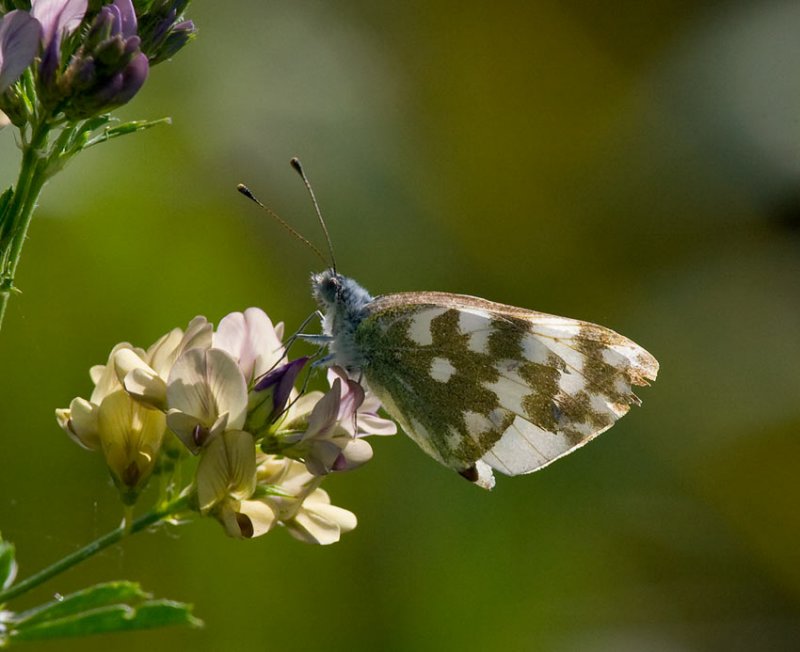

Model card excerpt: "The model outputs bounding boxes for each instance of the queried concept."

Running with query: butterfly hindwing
[354,292,658,487]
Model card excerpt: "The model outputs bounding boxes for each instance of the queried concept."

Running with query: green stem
[0,496,190,606]
[0,122,51,335]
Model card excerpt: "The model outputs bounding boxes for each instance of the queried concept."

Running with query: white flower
[55,342,168,502]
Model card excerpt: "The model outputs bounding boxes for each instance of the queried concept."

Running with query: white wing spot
[408,308,446,346]
[456,310,491,354]
[431,357,456,383]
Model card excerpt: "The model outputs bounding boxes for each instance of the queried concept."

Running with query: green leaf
[84,117,172,149]
[8,600,202,642]
[10,581,148,628]
[0,534,17,592]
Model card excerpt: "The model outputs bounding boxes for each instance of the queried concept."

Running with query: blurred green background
[2,1,800,650]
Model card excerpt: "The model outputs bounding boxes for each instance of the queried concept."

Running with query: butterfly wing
[355,292,658,489]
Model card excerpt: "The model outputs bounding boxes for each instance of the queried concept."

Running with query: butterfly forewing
[355,292,658,484]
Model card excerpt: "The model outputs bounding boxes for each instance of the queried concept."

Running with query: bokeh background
[2,1,800,650]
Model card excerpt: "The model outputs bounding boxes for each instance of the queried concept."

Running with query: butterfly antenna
[236,183,328,268]
[290,157,338,274]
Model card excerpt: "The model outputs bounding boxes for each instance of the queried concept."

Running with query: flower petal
[113,348,167,409]
[195,429,256,511]
[214,308,285,382]
[334,438,373,471]
[225,430,257,501]
[167,348,248,430]
[31,0,87,46]
[0,11,42,92]
[58,397,100,449]
[238,499,277,538]
[196,435,230,511]
[286,489,357,545]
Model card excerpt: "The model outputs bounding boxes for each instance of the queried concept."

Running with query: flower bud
[135,0,196,65]
[59,0,150,119]
[245,357,308,435]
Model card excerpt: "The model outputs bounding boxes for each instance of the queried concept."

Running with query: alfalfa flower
[272,369,396,476]
[55,315,211,503]
[55,343,168,504]
[212,456,357,544]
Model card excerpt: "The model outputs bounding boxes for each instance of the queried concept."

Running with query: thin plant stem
[0,121,51,335]
[0,495,191,605]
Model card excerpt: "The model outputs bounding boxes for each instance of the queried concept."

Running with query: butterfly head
[311,268,372,314]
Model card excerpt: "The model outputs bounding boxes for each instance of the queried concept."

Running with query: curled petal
[56,397,100,450]
[113,348,167,409]
[237,500,278,538]
[216,499,277,539]
[333,438,373,471]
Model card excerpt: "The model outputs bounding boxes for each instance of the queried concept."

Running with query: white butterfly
[310,270,658,490]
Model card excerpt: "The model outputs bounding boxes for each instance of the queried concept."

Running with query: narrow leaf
[10,581,148,628]
[84,117,172,149]
[0,533,17,592]
[9,600,201,642]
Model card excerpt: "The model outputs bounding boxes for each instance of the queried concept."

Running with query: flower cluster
[0,0,196,125]
[56,308,396,544]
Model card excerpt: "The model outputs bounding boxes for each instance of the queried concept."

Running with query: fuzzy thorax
[310,269,373,372]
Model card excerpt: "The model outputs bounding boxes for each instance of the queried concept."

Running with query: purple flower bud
[254,357,309,417]
[84,7,115,50]
[111,51,148,104]
[150,19,194,64]
[0,10,42,92]
[135,1,196,65]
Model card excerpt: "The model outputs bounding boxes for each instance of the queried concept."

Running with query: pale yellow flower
[256,457,357,545]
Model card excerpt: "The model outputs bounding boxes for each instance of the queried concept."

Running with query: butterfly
[240,160,659,490]
[309,270,658,489]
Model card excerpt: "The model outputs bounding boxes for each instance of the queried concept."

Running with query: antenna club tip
[290,157,303,174]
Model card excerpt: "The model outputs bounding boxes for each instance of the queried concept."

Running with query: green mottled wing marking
[356,292,658,481]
